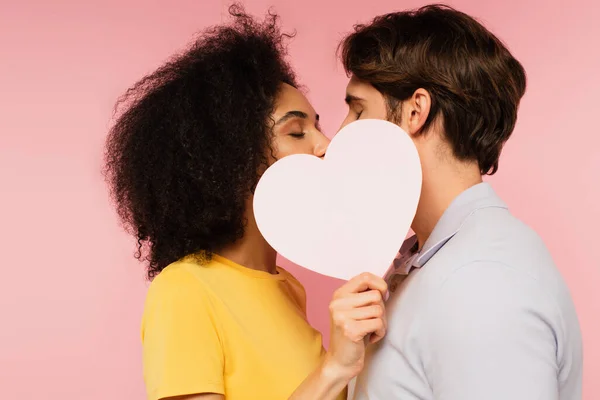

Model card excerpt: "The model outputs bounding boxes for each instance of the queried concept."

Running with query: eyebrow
[275,110,319,126]
[345,94,365,105]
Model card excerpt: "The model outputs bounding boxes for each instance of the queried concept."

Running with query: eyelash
[290,132,306,139]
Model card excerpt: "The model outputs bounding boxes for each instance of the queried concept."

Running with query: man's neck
[412,161,482,250]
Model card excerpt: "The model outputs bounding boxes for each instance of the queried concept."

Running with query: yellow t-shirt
[141,254,341,400]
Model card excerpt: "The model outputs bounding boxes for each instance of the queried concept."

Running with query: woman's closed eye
[289,132,306,139]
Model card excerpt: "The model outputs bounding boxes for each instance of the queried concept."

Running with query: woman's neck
[217,203,278,274]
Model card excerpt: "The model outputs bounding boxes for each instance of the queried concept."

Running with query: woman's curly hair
[104,5,297,279]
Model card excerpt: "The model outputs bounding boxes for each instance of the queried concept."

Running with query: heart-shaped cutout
[253,119,422,280]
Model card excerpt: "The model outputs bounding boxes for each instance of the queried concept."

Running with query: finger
[353,318,386,342]
[369,314,388,344]
[369,331,385,344]
[346,304,384,321]
[334,273,388,297]
[330,289,383,310]
[370,309,388,344]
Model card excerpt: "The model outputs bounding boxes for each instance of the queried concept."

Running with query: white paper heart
[253,119,422,280]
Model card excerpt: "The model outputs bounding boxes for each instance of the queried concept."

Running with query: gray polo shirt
[351,183,583,400]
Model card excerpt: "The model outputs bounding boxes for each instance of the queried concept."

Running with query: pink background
[1,0,598,398]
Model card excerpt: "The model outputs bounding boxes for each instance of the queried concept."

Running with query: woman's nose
[314,134,331,158]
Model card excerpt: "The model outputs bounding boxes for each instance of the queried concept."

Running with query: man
[338,4,583,400]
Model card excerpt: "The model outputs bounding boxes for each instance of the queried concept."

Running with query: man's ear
[403,88,431,136]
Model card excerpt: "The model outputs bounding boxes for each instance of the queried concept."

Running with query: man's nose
[337,116,352,134]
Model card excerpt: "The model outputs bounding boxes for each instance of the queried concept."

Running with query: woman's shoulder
[276,266,309,311]
[276,266,303,286]
[146,257,217,301]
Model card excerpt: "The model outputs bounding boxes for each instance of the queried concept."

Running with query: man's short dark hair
[340,4,527,175]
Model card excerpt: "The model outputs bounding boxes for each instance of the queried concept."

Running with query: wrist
[288,352,355,399]
[321,353,359,385]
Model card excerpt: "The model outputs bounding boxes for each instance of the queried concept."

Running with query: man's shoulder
[403,207,572,321]
[460,205,546,250]
[431,207,556,280]
[413,208,577,338]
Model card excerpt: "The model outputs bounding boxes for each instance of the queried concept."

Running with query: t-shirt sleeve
[422,261,560,400]
[281,270,308,315]
[141,266,225,400]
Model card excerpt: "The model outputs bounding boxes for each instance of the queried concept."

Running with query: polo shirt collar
[384,182,507,285]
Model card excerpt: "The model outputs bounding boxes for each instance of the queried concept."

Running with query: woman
[104,6,387,400]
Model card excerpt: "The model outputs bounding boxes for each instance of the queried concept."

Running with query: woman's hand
[325,272,388,380]
[289,272,387,400]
